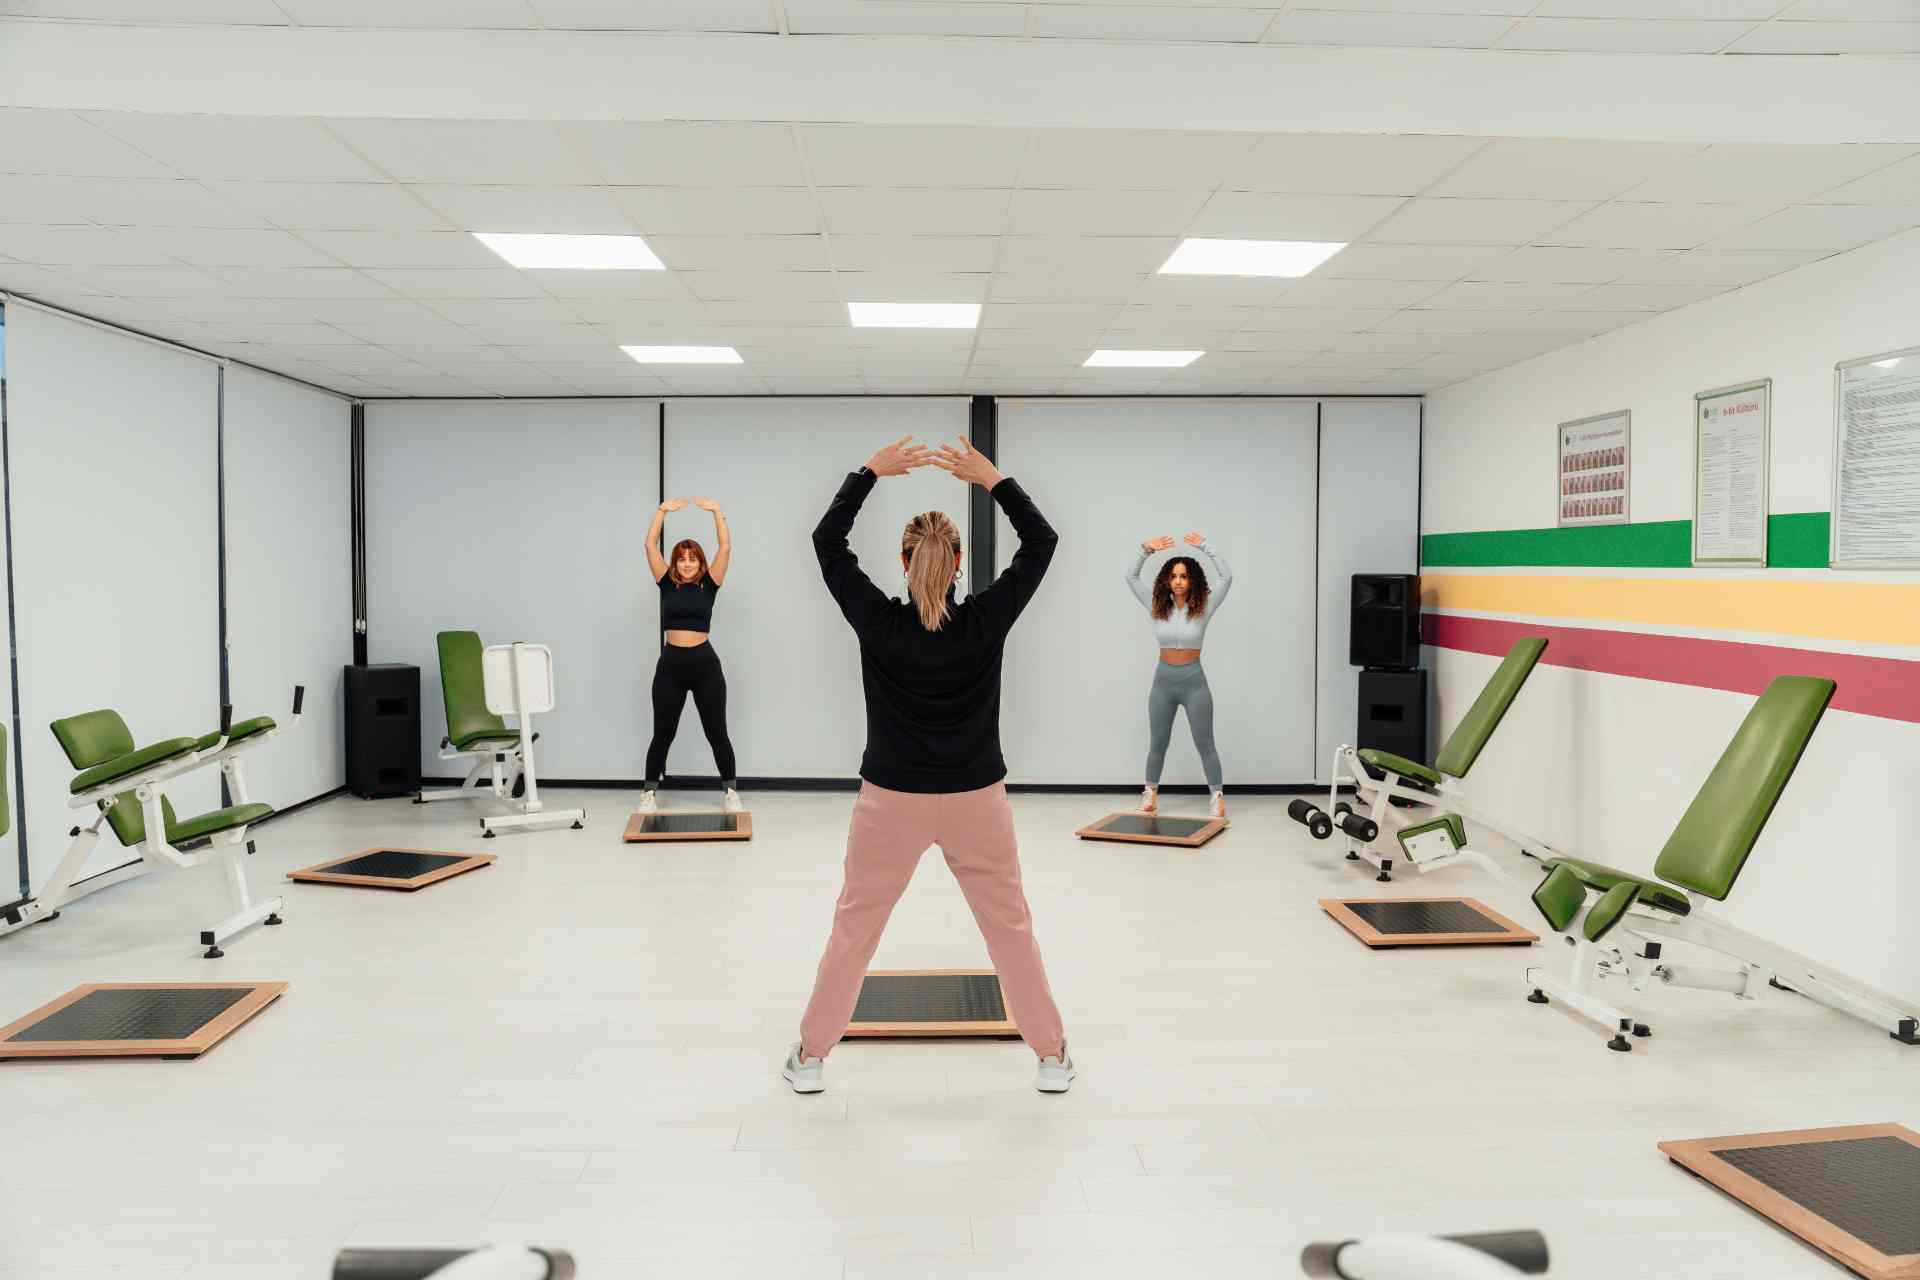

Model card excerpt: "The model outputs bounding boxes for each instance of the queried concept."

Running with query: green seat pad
[452,727,522,751]
[1538,857,1692,918]
[194,716,276,752]
[1356,747,1443,787]
[167,802,274,844]
[69,736,201,794]
[1432,637,1547,779]
[1653,675,1834,901]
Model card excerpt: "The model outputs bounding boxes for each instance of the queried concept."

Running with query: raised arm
[695,497,730,585]
[1127,536,1173,609]
[814,437,930,632]
[935,437,1058,634]
[645,499,686,582]
[1185,532,1233,611]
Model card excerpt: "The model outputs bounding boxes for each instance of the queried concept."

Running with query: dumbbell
[1287,799,1334,840]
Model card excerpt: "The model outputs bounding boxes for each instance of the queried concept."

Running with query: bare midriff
[1159,647,1202,666]
[665,630,710,648]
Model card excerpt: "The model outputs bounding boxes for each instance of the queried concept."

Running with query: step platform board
[1660,1124,1920,1280]
[844,969,1020,1039]
[0,982,287,1061]
[1320,896,1539,947]
[1076,811,1225,848]
[622,810,753,842]
[289,847,494,891]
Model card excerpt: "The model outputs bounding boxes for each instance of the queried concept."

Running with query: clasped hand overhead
[1141,533,1206,552]
[865,435,1004,489]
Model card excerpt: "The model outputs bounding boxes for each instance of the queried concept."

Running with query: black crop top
[658,573,719,632]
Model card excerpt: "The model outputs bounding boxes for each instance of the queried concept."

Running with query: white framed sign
[1693,378,1770,567]
[1832,345,1920,569]
[1557,410,1631,527]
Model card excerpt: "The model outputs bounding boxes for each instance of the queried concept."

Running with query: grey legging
[1145,659,1223,789]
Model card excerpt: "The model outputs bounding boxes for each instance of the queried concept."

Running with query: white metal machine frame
[416,642,584,837]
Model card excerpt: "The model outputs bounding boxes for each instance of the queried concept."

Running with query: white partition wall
[0,306,14,892]
[996,399,1320,786]
[366,400,660,780]
[224,367,353,806]
[664,398,970,780]
[1315,400,1422,773]
[6,304,221,878]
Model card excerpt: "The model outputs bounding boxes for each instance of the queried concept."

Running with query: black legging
[646,641,737,786]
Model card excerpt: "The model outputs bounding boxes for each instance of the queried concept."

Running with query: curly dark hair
[1150,556,1209,621]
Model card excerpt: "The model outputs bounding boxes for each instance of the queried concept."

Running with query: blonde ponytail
[902,511,961,631]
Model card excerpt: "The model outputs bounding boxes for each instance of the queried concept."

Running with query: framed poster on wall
[1557,410,1630,527]
[1831,345,1920,569]
[1693,379,1770,567]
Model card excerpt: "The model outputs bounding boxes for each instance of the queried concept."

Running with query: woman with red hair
[639,497,740,815]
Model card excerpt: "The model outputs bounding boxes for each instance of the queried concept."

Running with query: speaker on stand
[1350,574,1427,768]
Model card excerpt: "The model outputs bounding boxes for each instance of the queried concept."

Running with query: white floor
[0,787,1909,1280]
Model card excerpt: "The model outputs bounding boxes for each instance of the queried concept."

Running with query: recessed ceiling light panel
[475,232,663,270]
[1158,238,1346,278]
[1084,350,1204,368]
[621,345,743,364]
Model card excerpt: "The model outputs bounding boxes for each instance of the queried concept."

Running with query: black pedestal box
[345,663,420,799]
[1357,667,1429,766]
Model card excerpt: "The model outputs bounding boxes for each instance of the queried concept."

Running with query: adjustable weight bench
[0,687,303,958]
[1293,637,1566,882]
[415,632,583,837]
[1524,674,1920,1051]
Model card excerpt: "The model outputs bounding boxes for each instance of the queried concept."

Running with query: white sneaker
[1136,787,1158,814]
[634,790,658,816]
[782,1043,824,1094]
[1209,791,1227,820]
[723,788,744,814]
[1037,1047,1075,1094]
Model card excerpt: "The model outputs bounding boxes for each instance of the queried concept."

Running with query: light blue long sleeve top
[1125,541,1233,647]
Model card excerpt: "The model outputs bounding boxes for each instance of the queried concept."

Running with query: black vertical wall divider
[217,366,232,807]
[0,303,26,897]
[968,396,997,584]
[351,403,368,665]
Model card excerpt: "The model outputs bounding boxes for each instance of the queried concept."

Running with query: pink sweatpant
[799,780,1066,1060]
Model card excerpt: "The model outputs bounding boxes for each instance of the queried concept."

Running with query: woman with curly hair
[1124,532,1234,819]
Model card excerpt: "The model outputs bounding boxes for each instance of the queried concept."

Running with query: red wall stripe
[1425,613,1920,725]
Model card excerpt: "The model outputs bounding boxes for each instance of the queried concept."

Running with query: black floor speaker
[1358,667,1428,766]
[345,663,420,799]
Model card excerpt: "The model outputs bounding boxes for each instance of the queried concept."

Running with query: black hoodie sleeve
[970,476,1057,635]
[813,468,891,635]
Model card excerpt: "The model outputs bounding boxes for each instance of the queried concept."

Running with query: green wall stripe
[1422,512,1831,570]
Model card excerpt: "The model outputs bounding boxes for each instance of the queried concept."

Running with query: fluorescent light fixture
[1084,350,1203,368]
[621,345,743,365]
[474,232,663,270]
[1158,238,1347,278]
[848,302,980,329]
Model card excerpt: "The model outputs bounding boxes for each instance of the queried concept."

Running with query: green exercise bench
[414,632,583,837]
[1296,638,1568,883]
[0,688,303,958]
[1524,675,1919,1051]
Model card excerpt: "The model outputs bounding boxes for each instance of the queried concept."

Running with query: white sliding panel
[366,400,659,780]
[663,398,969,780]
[997,399,1319,786]
[1315,400,1422,774]
[0,307,15,892]
[7,304,220,879]
[224,367,353,806]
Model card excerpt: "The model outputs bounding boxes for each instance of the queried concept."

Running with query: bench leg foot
[1607,1033,1632,1052]
[1528,988,1549,1005]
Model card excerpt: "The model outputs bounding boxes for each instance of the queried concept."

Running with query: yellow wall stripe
[1424,572,1920,649]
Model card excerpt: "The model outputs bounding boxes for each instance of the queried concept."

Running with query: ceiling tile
[701,300,848,326]
[0,109,176,179]
[1567,282,1731,310]
[1187,192,1405,240]
[817,188,1010,236]
[1008,189,1210,236]
[1364,197,1594,245]
[615,187,822,235]
[1246,307,1394,332]
[14,0,292,18]
[128,226,338,268]
[1265,10,1515,46]
[0,175,266,229]
[530,0,776,30]
[1418,280,1596,308]
[999,236,1177,276]
[569,122,808,187]
[1229,134,1486,196]
[206,181,452,232]
[1613,249,1824,286]
[526,269,694,300]
[1706,203,1920,251]
[1536,201,1771,249]
[328,119,597,185]
[276,0,539,24]
[0,224,181,266]
[203,267,399,299]
[981,303,1124,331]
[1030,5,1274,41]
[648,235,832,272]
[1299,0,1531,12]
[84,112,387,182]
[800,125,1027,189]
[1725,19,1920,52]
[69,264,235,298]
[829,236,1002,273]
[785,0,1027,35]
[360,268,555,299]
[1428,139,1704,201]
[1129,272,1301,303]
[837,272,993,302]
[990,272,1141,303]
[1816,153,1920,205]
[680,271,842,302]
[1779,0,1919,15]
[1318,243,1510,280]
[411,185,636,234]
[301,230,508,270]
[1471,246,1678,282]
[1278,277,1444,308]
[1620,143,1916,205]
[1535,0,1779,13]
[1499,18,1754,51]
[1020,129,1260,191]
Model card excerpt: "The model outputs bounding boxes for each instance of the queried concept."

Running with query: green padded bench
[1522,675,1919,1051]
[0,688,303,958]
[1301,638,1560,883]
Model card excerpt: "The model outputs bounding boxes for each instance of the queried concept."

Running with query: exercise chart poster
[1558,410,1631,527]
[1693,380,1770,566]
